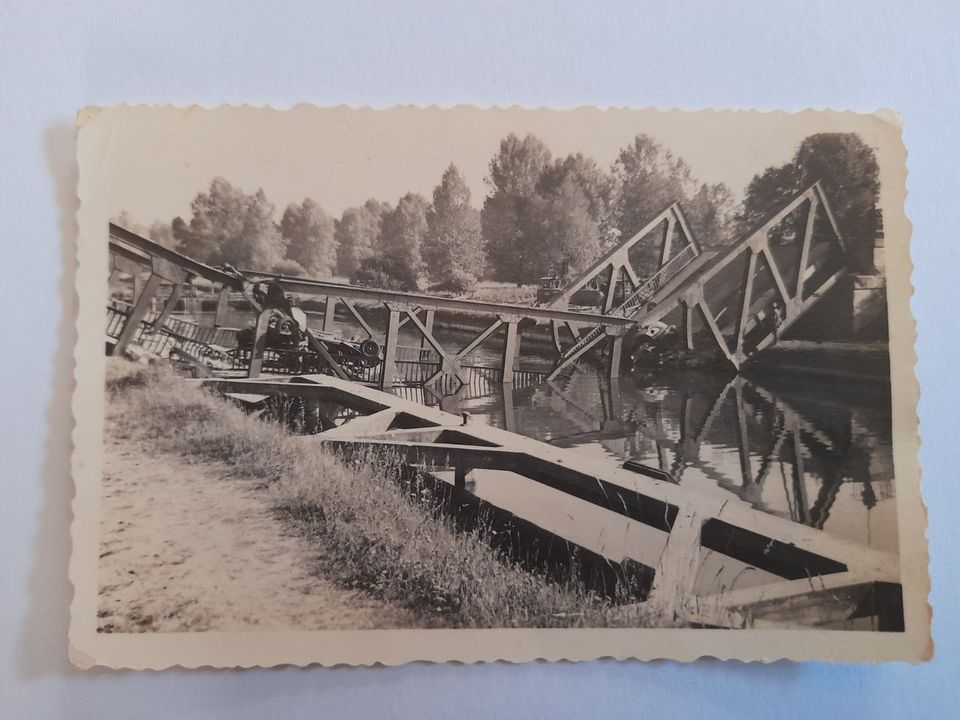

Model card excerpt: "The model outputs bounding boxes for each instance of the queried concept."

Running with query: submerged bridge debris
[194,373,902,630]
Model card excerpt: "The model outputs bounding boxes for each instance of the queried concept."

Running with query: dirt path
[97,439,416,632]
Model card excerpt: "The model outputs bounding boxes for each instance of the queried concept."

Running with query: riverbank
[100,359,648,630]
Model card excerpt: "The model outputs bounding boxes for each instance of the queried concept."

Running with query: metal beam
[247,309,274,378]
[109,224,244,288]
[735,250,758,356]
[151,283,182,332]
[501,320,520,385]
[340,298,377,339]
[796,195,819,301]
[380,306,401,389]
[213,287,231,327]
[697,300,735,365]
[112,272,163,356]
[322,296,337,333]
[404,309,466,384]
[243,274,633,327]
[457,318,503,358]
[544,203,686,309]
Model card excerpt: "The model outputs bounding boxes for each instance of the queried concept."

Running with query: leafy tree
[796,133,880,273]
[373,192,428,290]
[271,257,306,276]
[527,176,602,282]
[687,182,736,248]
[610,134,697,241]
[737,133,880,273]
[335,199,391,277]
[737,164,802,232]
[352,258,407,291]
[112,210,143,234]
[537,153,615,247]
[608,134,735,274]
[424,164,484,291]
[481,134,552,283]
[173,177,284,269]
[147,220,176,249]
[487,133,552,196]
[280,198,337,276]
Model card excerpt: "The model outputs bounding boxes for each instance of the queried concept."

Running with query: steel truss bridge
[107,182,846,392]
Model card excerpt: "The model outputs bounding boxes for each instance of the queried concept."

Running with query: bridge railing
[550,243,700,371]
[618,243,698,317]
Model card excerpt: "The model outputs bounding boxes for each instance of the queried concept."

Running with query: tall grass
[104,359,654,628]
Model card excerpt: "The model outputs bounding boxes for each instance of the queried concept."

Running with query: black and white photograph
[70,105,928,667]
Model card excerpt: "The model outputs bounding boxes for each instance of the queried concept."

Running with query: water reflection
[448,365,897,555]
[188,306,896,556]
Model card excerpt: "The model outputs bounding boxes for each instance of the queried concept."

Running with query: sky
[90,106,896,227]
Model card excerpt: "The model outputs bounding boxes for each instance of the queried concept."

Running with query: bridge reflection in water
[409,364,896,556]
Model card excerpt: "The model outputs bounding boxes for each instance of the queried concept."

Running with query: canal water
[188,306,898,596]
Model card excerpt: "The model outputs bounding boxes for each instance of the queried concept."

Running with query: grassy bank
[104,359,650,628]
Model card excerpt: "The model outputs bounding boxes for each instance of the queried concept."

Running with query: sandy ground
[97,438,415,632]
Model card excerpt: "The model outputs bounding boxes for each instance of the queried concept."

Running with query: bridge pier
[323,297,337,333]
[606,330,624,379]
[247,308,275,378]
[500,317,522,385]
[213,287,231,327]
[379,305,402,390]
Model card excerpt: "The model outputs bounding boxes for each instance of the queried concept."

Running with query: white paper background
[1,1,956,717]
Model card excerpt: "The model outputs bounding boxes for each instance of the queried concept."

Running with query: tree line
[123,131,880,292]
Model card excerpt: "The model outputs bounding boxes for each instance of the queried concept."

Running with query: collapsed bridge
[102,184,900,630]
[107,182,847,392]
